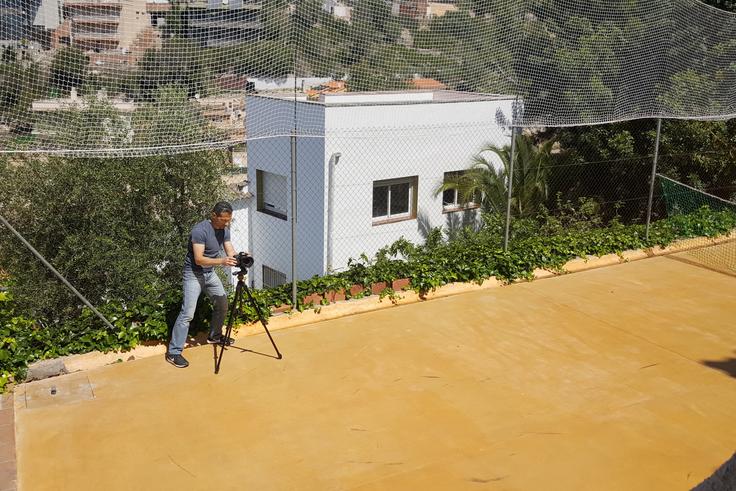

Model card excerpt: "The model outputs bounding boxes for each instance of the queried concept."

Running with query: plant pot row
[271,278,411,313]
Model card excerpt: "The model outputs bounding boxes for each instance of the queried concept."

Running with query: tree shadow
[692,451,736,490]
[417,209,481,243]
[701,354,736,379]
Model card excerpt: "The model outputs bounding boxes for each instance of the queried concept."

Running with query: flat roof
[248,90,517,107]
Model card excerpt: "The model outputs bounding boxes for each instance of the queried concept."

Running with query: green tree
[0,57,46,134]
[0,92,232,321]
[437,134,552,218]
[35,97,132,149]
[214,41,292,77]
[49,46,89,95]
[0,149,230,322]
[137,38,212,101]
[348,45,414,91]
[131,86,226,147]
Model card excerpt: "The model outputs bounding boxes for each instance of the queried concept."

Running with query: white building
[322,0,352,22]
[237,91,515,289]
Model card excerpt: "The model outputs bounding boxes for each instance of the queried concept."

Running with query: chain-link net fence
[657,173,736,275]
[1,0,736,155]
[2,0,736,364]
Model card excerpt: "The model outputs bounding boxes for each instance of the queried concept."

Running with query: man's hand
[222,256,238,267]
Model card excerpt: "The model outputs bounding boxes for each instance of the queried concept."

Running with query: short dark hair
[212,201,233,215]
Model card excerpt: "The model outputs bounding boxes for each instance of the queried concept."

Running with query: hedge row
[2,206,734,391]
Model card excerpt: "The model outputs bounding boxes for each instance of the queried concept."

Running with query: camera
[235,251,254,269]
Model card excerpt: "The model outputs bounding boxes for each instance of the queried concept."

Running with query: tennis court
[12,249,736,490]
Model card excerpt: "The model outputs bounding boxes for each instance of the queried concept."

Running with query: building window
[372,176,418,224]
[442,171,481,212]
[263,265,287,289]
[256,169,288,220]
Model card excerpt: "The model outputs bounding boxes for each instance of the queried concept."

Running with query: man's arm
[193,243,237,267]
[223,241,237,258]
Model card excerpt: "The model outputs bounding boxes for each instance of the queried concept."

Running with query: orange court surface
[11,250,736,490]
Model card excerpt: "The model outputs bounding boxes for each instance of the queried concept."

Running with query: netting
[2,0,736,339]
[1,0,736,155]
[658,173,736,275]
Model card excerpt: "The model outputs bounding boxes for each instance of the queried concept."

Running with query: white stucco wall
[324,95,514,272]
[243,96,325,288]
[242,92,515,287]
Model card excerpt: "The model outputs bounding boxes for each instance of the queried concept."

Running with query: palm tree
[437,134,553,218]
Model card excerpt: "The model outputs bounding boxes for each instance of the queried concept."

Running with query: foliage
[0,149,229,323]
[1,205,734,391]
[49,46,89,95]
[137,38,213,101]
[132,86,227,147]
[436,134,552,217]
[0,50,47,134]
[213,41,292,78]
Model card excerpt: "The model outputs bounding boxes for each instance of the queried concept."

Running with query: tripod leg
[242,283,282,359]
[215,280,242,374]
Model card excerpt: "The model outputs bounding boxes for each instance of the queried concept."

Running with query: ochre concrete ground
[12,253,736,490]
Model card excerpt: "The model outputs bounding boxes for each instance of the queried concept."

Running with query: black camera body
[235,251,254,269]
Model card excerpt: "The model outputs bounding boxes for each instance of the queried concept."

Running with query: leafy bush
[1,206,734,391]
[0,150,229,322]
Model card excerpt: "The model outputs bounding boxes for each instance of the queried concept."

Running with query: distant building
[306,80,346,101]
[391,0,428,19]
[49,0,158,67]
[427,1,456,18]
[146,0,171,28]
[181,0,263,48]
[322,0,351,22]
[32,87,135,112]
[0,0,62,47]
[248,75,333,92]
[409,77,447,90]
[31,89,242,140]
[391,0,456,19]
[194,94,245,140]
[52,0,148,51]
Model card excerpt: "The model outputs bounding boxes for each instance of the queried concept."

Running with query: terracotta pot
[392,278,410,290]
[371,282,387,295]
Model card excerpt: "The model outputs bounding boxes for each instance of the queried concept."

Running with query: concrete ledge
[17,234,736,381]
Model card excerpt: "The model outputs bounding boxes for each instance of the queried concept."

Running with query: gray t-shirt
[184,219,231,273]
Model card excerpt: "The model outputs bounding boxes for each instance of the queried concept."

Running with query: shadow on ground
[693,452,736,490]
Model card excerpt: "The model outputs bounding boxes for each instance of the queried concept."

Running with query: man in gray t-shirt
[166,202,238,368]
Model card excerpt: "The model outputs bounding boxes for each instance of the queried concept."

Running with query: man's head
[210,201,233,229]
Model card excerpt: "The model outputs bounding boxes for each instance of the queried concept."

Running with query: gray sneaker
[165,353,189,368]
[207,335,235,346]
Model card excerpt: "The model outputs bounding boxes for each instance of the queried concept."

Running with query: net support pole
[503,126,517,252]
[290,130,298,308]
[645,118,662,240]
[290,29,299,309]
[0,213,116,330]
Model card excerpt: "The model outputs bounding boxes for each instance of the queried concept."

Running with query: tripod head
[234,251,254,270]
[215,258,282,374]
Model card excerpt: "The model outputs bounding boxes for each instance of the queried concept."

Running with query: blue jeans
[168,268,228,355]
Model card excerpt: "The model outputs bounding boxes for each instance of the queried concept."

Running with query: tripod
[215,269,282,374]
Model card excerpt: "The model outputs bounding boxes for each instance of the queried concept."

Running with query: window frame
[372,176,418,226]
[441,170,482,213]
[256,169,288,221]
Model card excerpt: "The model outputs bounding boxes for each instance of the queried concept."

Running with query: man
[166,201,238,368]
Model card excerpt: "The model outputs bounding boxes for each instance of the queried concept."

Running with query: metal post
[290,30,298,309]
[503,127,517,252]
[0,213,116,330]
[290,130,298,308]
[326,153,340,273]
[645,118,662,240]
